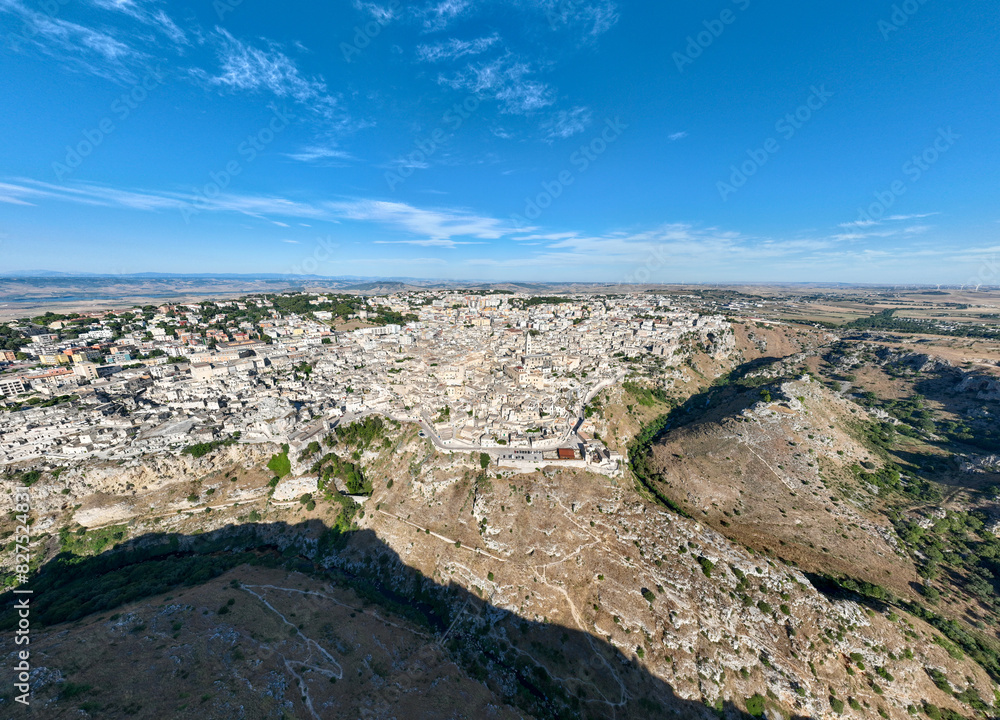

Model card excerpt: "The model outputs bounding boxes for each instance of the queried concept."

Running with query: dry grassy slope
[730,322,827,365]
[647,376,923,601]
[1,565,521,720]
[354,426,993,720]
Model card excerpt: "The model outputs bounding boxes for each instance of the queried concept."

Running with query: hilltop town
[0,292,729,476]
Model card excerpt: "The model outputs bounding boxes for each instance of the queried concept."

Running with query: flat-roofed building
[0,376,27,397]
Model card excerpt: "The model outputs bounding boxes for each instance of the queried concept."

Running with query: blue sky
[1,0,998,284]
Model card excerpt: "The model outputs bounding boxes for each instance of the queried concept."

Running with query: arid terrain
[3,289,1000,719]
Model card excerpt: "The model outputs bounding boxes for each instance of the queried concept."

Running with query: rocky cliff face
[360,448,994,719]
[647,375,919,598]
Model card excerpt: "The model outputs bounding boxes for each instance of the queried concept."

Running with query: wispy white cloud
[284,145,355,164]
[416,0,472,33]
[353,0,400,23]
[195,28,355,135]
[374,238,484,247]
[0,179,527,249]
[541,106,592,141]
[832,212,939,241]
[668,131,688,142]
[511,232,578,241]
[206,29,326,104]
[466,226,842,281]
[0,178,180,211]
[416,33,499,62]
[389,157,431,170]
[9,174,973,282]
[885,212,940,222]
[0,182,41,206]
[438,54,554,114]
[839,219,879,228]
[88,0,187,45]
[1,0,142,81]
[328,199,518,245]
[537,0,619,38]
[0,178,333,222]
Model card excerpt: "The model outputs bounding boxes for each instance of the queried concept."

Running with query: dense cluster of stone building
[0,292,729,474]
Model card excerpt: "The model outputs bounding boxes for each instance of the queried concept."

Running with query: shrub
[697,556,715,577]
[745,694,765,716]
[266,452,291,478]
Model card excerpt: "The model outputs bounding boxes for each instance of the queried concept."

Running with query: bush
[60,682,92,699]
[181,435,238,458]
[266,452,291,478]
[697,556,715,577]
[745,694,765,716]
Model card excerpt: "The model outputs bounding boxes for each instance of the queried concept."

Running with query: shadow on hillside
[0,521,816,720]
[911,367,1000,456]
[660,356,798,432]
